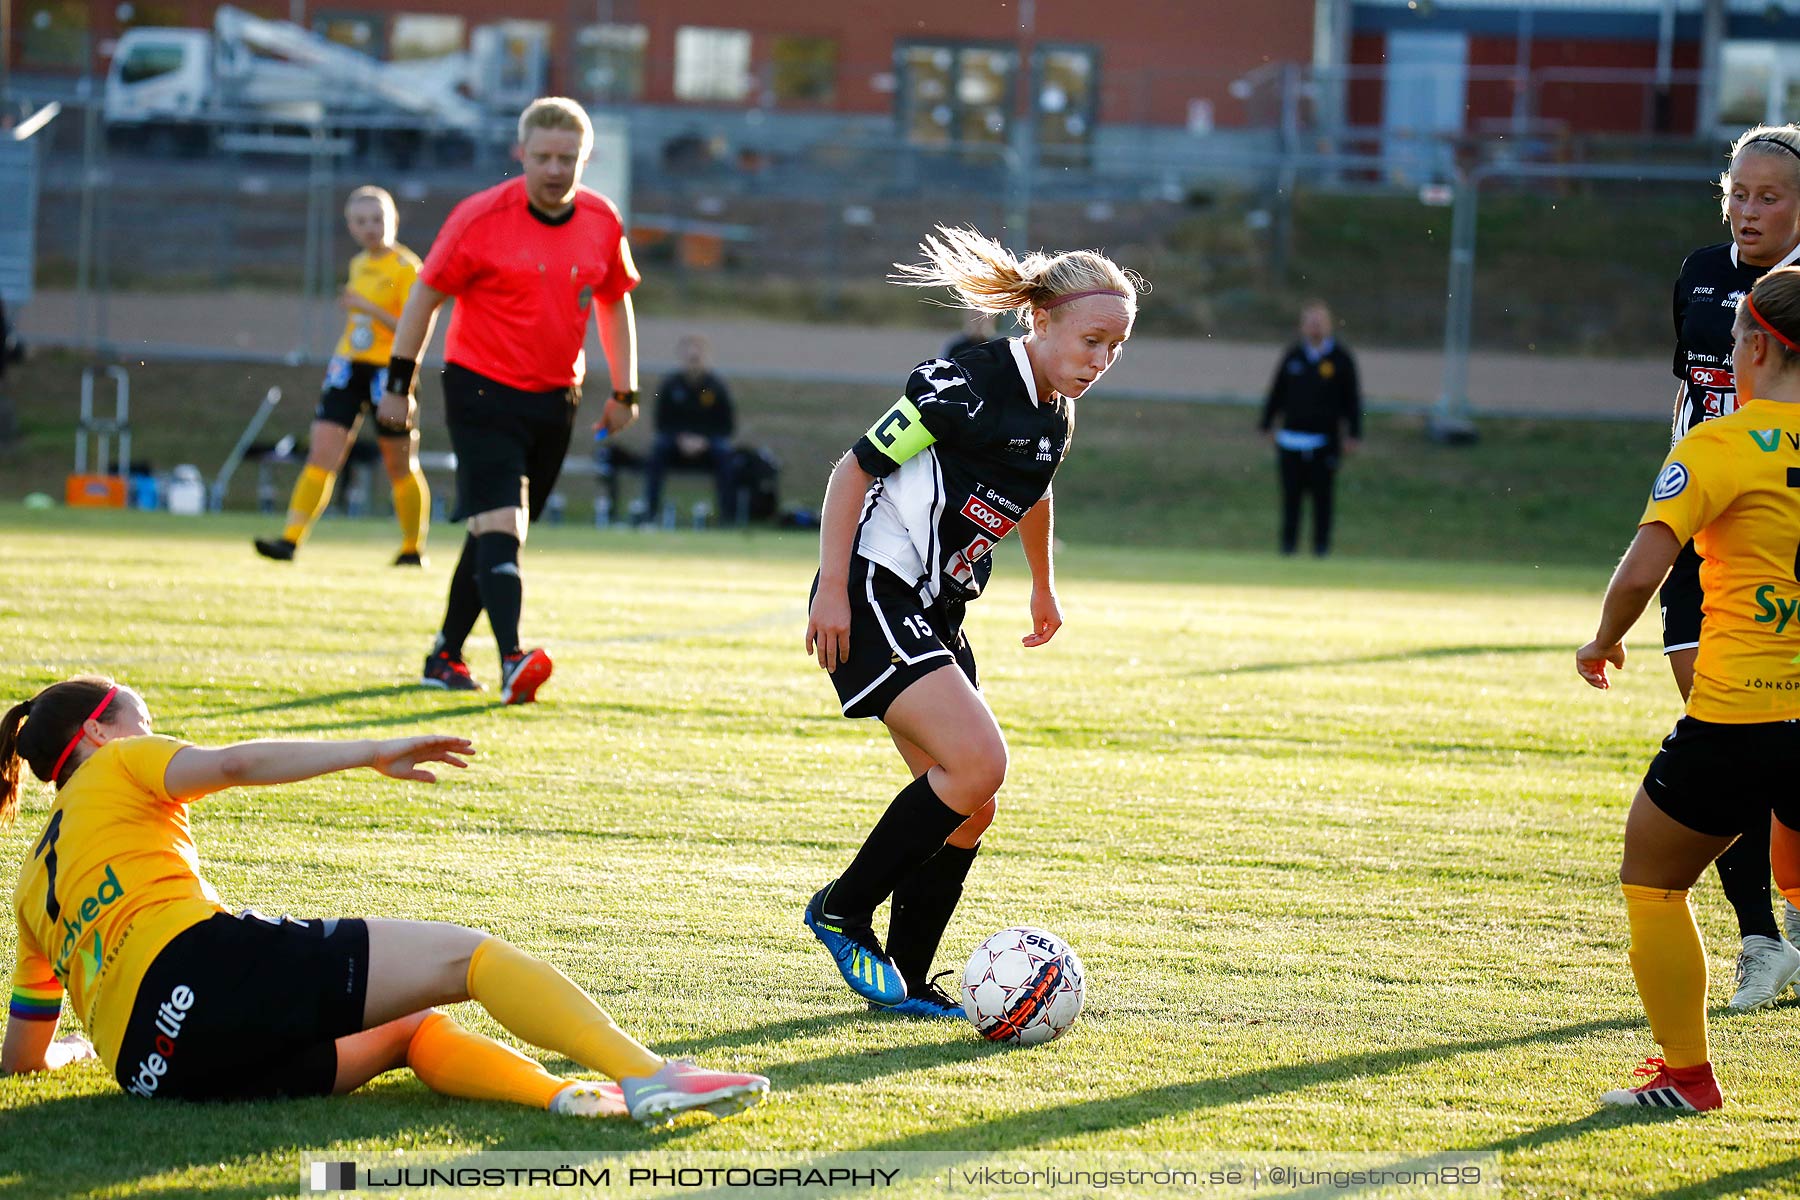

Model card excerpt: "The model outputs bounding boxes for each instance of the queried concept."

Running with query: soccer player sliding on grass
[802,226,1140,1018]
[1578,268,1800,1112]
[0,677,767,1125]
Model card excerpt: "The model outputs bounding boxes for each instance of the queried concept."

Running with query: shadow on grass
[1201,643,1565,679]
[272,701,496,732]
[851,1015,1647,1154]
[1640,1158,1800,1200]
[190,686,445,720]
[1483,1113,1800,1199]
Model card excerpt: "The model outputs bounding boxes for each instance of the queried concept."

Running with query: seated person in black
[642,335,737,525]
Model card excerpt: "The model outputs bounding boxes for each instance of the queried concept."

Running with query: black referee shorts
[442,363,579,523]
[1641,716,1798,838]
[1659,540,1704,655]
[813,556,978,720]
[115,912,369,1101]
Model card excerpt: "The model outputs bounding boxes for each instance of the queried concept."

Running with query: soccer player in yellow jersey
[0,676,768,1124]
[1577,266,1800,1112]
[254,186,432,566]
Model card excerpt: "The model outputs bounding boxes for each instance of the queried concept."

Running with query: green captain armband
[864,397,937,465]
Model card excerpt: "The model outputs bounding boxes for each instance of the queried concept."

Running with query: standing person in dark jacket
[642,334,737,525]
[1259,301,1361,557]
[1662,123,1800,1011]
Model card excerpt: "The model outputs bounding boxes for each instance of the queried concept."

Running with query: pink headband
[1041,288,1128,310]
[49,686,117,785]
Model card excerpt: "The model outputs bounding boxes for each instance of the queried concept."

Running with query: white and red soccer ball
[960,926,1085,1045]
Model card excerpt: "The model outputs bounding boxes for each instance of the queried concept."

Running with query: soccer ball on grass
[960,926,1085,1045]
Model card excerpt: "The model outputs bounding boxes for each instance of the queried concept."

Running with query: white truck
[103,6,546,147]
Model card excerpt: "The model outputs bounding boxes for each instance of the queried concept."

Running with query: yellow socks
[1622,884,1710,1069]
[282,465,335,544]
[406,1011,567,1109]
[465,938,663,1081]
[392,468,429,555]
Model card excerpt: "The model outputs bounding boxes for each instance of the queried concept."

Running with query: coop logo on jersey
[1652,462,1689,501]
[1690,366,1732,390]
[961,496,1017,537]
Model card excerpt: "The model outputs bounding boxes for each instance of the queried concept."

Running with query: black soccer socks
[888,841,980,993]
[475,531,524,658]
[825,773,968,924]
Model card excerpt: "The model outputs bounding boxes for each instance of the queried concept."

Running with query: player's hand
[370,735,474,782]
[1576,640,1626,690]
[597,396,638,436]
[1022,586,1063,648]
[46,1034,96,1069]
[806,591,852,672]
[375,392,416,435]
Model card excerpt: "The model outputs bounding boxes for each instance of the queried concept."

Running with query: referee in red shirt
[379,98,641,703]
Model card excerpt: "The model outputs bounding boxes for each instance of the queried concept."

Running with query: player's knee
[957,739,1008,801]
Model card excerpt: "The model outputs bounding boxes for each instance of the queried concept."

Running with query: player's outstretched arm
[1019,490,1062,648]
[163,735,474,798]
[1578,522,1682,689]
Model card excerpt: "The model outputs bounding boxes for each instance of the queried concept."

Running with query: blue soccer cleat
[870,972,965,1021]
[804,884,907,1006]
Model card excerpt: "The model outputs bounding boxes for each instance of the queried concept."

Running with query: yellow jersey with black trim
[334,243,420,363]
[8,735,225,1071]
[1641,398,1800,722]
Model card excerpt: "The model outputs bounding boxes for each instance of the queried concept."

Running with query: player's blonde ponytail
[1720,124,1800,221]
[891,225,1144,325]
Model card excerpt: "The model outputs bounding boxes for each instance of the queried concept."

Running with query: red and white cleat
[1599,1057,1722,1113]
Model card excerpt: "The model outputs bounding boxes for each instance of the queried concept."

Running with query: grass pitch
[1,510,1797,1199]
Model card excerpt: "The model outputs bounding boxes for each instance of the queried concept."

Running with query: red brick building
[12,0,1316,138]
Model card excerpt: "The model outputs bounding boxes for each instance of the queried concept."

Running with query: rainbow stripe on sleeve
[9,982,64,1021]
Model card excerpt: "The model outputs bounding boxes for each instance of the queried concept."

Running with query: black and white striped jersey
[1671,240,1800,445]
[850,338,1069,606]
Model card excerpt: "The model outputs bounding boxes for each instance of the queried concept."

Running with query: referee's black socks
[888,841,979,994]
[475,532,524,657]
[825,773,967,924]
[437,533,484,660]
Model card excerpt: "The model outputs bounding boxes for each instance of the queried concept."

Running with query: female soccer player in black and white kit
[1666,124,1800,1010]
[801,227,1140,1017]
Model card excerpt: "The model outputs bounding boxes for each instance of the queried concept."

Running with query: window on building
[1035,46,1097,166]
[313,13,383,57]
[20,0,89,69]
[577,23,647,101]
[771,36,836,105]
[1717,41,1800,130]
[487,19,551,98]
[898,42,1016,153]
[674,26,751,103]
[390,13,464,61]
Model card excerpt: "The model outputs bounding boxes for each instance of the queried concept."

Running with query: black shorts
[814,556,978,720]
[114,912,369,1102]
[442,362,579,523]
[316,357,404,437]
[1659,541,1704,655]
[1641,716,1795,837]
